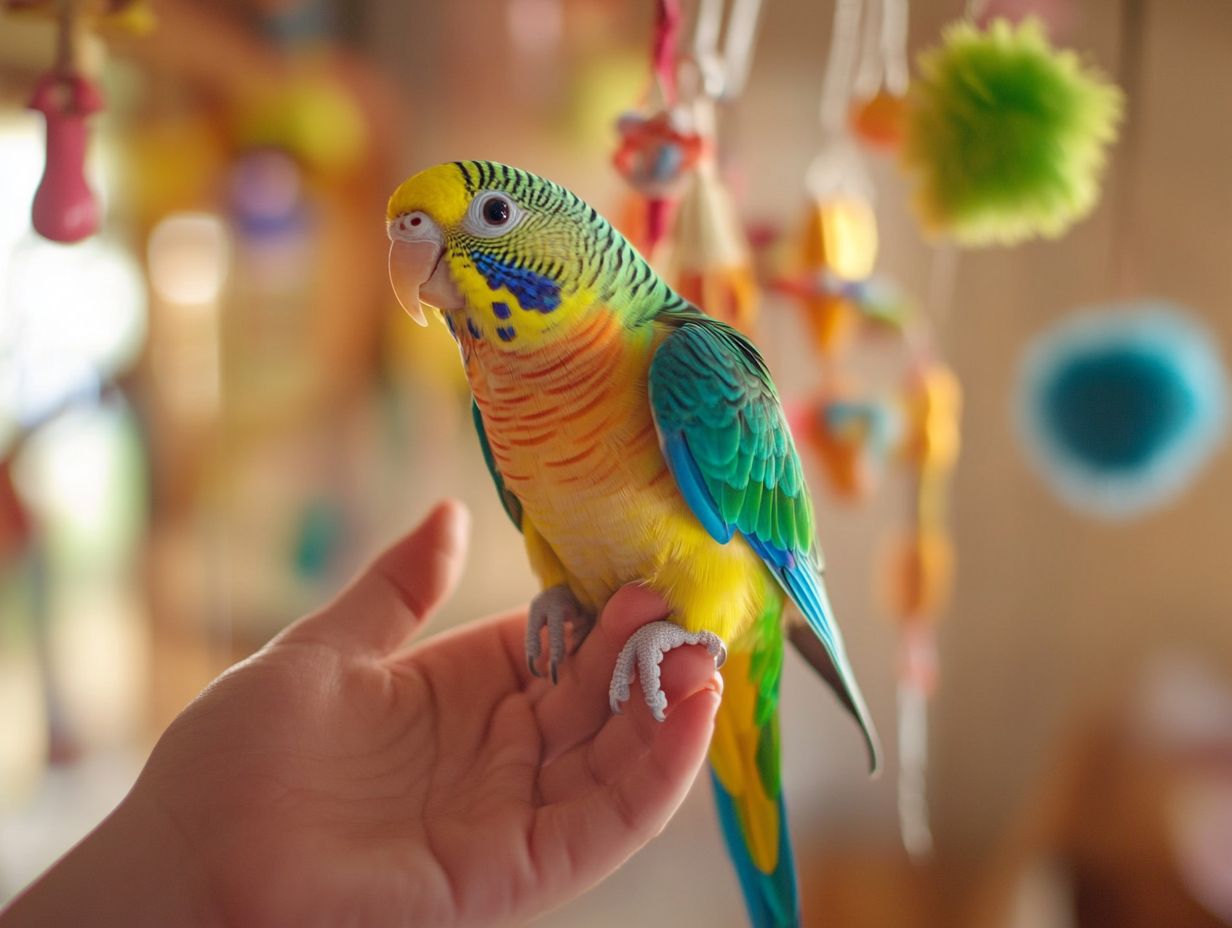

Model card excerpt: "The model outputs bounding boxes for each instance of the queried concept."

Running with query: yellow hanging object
[884,359,963,629]
[779,196,879,357]
[671,163,758,333]
[801,195,879,282]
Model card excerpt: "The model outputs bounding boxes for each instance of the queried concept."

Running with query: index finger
[288,500,469,655]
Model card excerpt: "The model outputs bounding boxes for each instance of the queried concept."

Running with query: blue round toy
[1018,303,1228,518]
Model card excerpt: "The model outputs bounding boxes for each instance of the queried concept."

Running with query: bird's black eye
[465,191,522,237]
[483,196,511,226]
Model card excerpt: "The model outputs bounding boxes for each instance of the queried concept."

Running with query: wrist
[0,786,220,928]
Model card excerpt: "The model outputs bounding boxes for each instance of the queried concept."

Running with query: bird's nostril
[410,216,422,227]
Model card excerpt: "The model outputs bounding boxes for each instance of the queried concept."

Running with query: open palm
[134,502,722,927]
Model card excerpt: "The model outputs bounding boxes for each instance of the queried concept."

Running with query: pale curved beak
[388,239,440,327]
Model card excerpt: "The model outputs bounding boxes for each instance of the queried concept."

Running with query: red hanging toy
[26,0,106,243]
[29,71,104,243]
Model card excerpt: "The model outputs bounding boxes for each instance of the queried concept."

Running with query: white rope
[852,0,910,99]
[882,0,910,95]
[685,0,766,102]
[692,0,726,97]
[723,0,764,97]
[852,0,884,99]
[818,0,866,134]
[897,678,935,859]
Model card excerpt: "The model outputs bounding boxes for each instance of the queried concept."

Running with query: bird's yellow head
[386,160,661,349]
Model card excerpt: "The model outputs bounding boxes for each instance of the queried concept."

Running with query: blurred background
[0,0,1230,925]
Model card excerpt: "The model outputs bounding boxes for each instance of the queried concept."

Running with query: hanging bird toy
[902,16,1123,246]
[13,0,154,242]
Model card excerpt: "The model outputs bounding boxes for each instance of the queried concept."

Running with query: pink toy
[28,71,104,243]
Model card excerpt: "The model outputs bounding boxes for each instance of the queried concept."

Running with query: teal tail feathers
[708,597,801,928]
[709,766,799,928]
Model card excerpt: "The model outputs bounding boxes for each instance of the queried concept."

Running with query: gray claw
[526,584,592,682]
[608,621,727,721]
[525,608,546,678]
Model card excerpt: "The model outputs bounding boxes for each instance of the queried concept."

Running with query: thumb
[290,499,470,655]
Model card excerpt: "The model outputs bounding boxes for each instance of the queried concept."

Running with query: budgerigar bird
[386,161,880,928]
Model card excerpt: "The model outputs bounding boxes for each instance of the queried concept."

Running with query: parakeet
[386,161,880,928]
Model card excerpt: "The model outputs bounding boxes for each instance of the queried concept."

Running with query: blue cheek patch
[466,318,482,340]
[492,301,512,320]
[472,252,561,313]
[496,326,517,342]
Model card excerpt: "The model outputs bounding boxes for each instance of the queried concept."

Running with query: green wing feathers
[649,312,881,773]
[649,313,815,558]
[471,398,523,530]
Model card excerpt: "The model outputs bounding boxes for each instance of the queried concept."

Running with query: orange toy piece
[850,89,908,151]
[811,408,874,500]
[807,291,859,358]
[774,280,859,359]
[801,384,898,502]
[900,360,962,477]
[671,163,758,332]
[885,529,954,635]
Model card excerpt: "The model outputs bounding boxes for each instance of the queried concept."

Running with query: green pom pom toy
[903,18,1123,246]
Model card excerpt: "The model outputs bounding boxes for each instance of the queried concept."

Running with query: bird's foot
[608,620,727,722]
[526,584,594,683]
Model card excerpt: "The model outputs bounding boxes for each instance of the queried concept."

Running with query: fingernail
[674,673,723,711]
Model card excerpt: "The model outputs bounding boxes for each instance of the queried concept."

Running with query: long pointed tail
[708,596,800,928]
[781,558,882,775]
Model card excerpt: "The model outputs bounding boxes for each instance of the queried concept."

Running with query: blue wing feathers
[661,431,735,544]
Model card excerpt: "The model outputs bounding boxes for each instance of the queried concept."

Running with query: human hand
[0,501,722,928]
